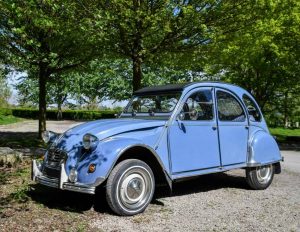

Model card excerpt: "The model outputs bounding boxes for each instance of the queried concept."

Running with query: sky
[7,70,23,105]
[6,71,128,108]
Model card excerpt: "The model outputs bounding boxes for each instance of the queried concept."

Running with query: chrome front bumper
[32,160,96,195]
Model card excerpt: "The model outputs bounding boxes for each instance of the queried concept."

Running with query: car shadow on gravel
[28,184,95,213]
[154,172,249,200]
[28,184,114,214]
[28,172,248,215]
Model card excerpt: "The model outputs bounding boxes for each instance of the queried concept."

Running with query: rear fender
[247,130,282,167]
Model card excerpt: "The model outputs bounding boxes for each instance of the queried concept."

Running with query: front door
[169,88,221,174]
[215,89,249,166]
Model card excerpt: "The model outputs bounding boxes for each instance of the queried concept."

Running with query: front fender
[248,130,282,166]
[74,137,167,186]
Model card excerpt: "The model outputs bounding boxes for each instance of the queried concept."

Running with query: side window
[217,91,246,122]
[181,89,214,121]
[243,94,261,122]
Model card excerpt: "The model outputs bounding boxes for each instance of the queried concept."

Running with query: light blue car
[32,82,282,216]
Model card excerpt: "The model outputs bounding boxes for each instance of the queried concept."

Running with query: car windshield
[122,93,181,118]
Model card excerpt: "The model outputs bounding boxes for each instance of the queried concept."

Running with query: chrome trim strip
[246,160,282,167]
[63,183,95,195]
[60,163,68,189]
[32,160,42,181]
[36,176,59,188]
[36,175,96,194]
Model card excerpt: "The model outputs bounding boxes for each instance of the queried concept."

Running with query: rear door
[215,89,249,166]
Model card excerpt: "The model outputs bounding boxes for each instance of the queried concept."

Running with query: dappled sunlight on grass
[0,115,22,125]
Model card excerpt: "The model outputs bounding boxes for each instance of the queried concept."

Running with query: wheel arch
[110,145,172,190]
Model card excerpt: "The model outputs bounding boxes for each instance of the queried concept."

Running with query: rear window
[242,94,261,122]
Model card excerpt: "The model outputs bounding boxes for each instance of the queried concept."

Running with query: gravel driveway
[90,151,300,232]
[0,120,299,232]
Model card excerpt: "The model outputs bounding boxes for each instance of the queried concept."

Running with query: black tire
[246,164,275,190]
[106,159,155,216]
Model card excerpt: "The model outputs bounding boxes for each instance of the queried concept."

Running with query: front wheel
[106,159,155,216]
[246,164,274,190]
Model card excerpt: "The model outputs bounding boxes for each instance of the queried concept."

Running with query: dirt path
[0,120,83,133]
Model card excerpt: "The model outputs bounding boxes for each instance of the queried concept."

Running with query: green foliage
[202,0,300,125]
[0,0,98,71]
[79,0,254,91]
[71,58,209,101]
[15,73,73,108]
[0,106,20,126]
[9,182,30,203]
[269,128,300,142]
[1,0,299,128]
[0,108,12,115]
[2,108,118,120]
[0,0,103,134]
[0,114,21,125]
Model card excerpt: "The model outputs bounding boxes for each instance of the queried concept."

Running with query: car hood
[54,119,167,152]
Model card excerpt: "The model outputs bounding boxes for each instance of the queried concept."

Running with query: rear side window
[217,91,246,122]
[242,95,261,122]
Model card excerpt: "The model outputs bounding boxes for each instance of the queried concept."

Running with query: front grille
[43,166,60,179]
[47,148,67,163]
[42,148,67,178]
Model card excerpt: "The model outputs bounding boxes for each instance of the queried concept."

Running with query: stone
[0,147,23,167]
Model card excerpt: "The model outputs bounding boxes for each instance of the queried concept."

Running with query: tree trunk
[284,91,288,128]
[132,56,142,92]
[57,102,62,120]
[38,64,48,138]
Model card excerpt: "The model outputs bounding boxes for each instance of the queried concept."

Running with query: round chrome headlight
[42,131,58,144]
[82,134,99,150]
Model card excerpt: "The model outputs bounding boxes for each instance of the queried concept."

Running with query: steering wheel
[189,109,199,120]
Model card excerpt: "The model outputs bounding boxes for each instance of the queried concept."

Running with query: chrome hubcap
[118,167,153,211]
[256,165,272,184]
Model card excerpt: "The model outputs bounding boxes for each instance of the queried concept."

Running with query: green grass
[269,128,300,142]
[0,114,22,125]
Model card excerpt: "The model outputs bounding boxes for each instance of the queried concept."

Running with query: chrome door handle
[212,126,217,130]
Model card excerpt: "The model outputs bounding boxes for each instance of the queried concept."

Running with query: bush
[0,108,118,120]
[0,108,12,116]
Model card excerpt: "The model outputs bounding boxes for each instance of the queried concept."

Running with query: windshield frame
[120,91,182,119]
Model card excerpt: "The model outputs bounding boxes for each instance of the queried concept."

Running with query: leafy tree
[80,0,257,92]
[0,0,100,137]
[204,0,300,125]
[72,58,208,102]
[16,72,71,119]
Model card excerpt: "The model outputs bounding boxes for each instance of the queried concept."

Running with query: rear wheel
[106,159,155,216]
[246,164,274,190]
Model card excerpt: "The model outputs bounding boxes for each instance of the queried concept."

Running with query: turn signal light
[88,164,96,173]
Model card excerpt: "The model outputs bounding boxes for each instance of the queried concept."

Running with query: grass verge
[0,114,22,125]
[269,128,300,142]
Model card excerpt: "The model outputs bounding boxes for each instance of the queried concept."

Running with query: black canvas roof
[134,83,193,95]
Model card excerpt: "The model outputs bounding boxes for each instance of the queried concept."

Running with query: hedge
[0,108,12,116]
[0,108,118,120]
